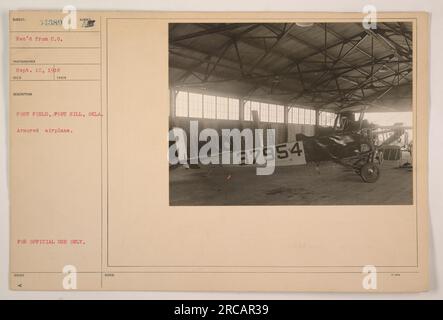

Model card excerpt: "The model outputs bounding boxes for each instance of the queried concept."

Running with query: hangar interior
[168,22,413,205]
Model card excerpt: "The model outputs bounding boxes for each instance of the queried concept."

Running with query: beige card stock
[9,11,429,291]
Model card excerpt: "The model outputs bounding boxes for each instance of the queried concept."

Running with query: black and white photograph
[168,22,413,206]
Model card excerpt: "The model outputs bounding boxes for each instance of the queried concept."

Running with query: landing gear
[359,162,380,183]
[328,146,381,183]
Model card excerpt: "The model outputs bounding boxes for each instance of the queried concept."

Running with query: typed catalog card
[9,11,429,291]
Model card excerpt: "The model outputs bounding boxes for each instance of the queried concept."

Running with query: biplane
[295,111,383,183]
[170,110,411,183]
[277,110,411,182]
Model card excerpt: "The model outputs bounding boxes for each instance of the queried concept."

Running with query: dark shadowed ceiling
[169,22,412,113]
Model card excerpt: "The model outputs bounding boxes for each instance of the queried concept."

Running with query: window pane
[244,101,251,121]
[228,98,239,120]
[260,103,269,122]
[299,108,305,124]
[276,105,284,123]
[311,109,316,125]
[330,113,336,126]
[175,91,188,117]
[291,107,299,124]
[216,97,228,119]
[268,104,277,122]
[203,95,216,119]
[188,92,202,118]
[306,109,311,124]
[250,101,260,121]
[288,107,294,124]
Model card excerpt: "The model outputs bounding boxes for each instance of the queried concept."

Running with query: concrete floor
[169,161,413,205]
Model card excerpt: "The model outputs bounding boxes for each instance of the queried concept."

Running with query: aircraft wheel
[360,163,380,183]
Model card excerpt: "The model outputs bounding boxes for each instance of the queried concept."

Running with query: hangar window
[188,92,203,118]
[319,111,336,127]
[364,112,412,127]
[228,98,239,120]
[319,111,324,125]
[244,101,284,123]
[244,101,251,121]
[244,101,261,121]
[288,107,298,124]
[175,92,285,123]
[276,106,284,123]
[299,108,306,124]
[203,95,216,119]
[310,109,316,125]
[243,101,261,121]
[216,97,229,120]
[250,101,260,120]
[328,112,335,126]
[288,107,316,125]
[305,109,313,125]
[175,91,188,117]
[174,90,241,120]
[270,104,285,123]
[244,101,259,121]
[268,104,277,122]
[260,103,269,122]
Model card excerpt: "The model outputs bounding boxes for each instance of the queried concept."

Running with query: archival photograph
[168,22,413,206]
